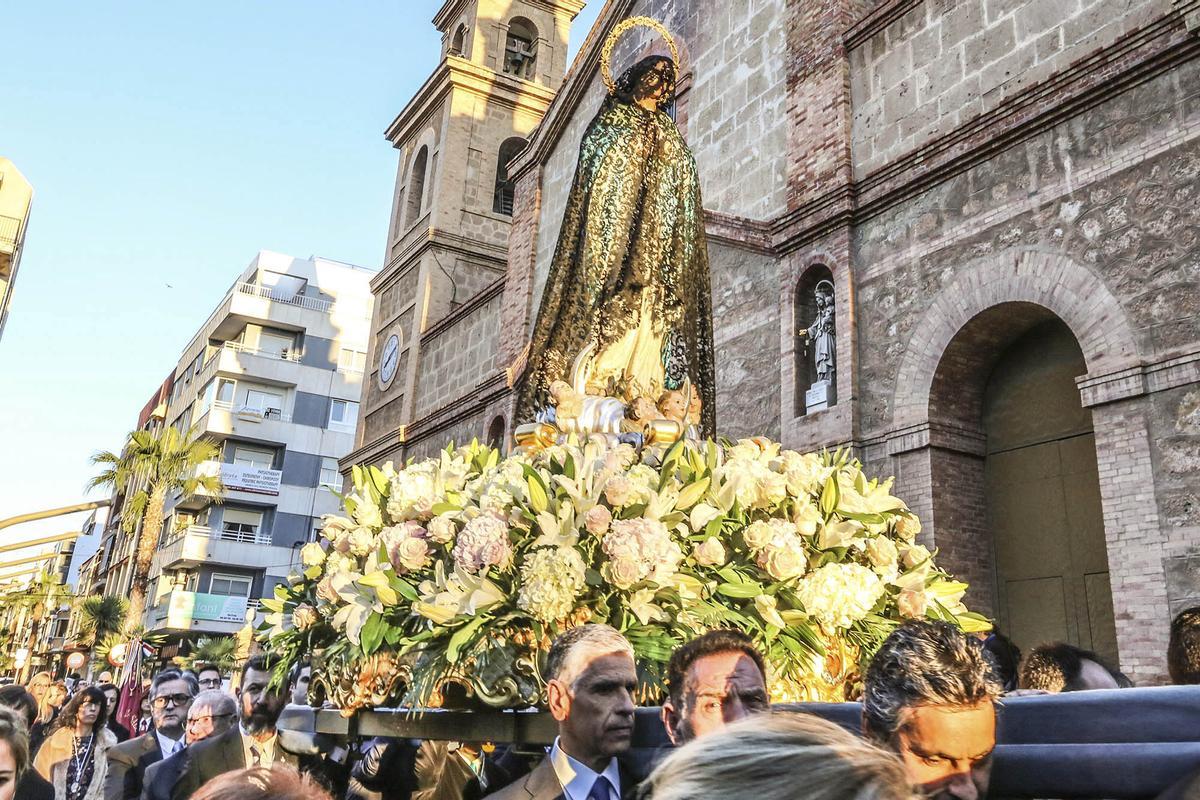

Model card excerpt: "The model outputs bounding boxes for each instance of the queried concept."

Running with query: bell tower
[351,0,584,467]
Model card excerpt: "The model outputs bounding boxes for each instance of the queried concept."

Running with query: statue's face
[634,61,671,109]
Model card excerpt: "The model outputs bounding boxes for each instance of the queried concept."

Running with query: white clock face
[378,333,400,388]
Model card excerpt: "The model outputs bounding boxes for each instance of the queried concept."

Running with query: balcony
[155,525,283,570]
[191,401,294,446]
[149,590,263,634]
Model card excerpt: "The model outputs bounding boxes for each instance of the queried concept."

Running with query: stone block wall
[413,287,503,419]
[850,0,1173,176]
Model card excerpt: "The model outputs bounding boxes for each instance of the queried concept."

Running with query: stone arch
[486,415,506,452]
[493,137,526,216]
[503,17,538,80]
[794,263,836,416]
[893,249,1138,431]
[404,145,430,228]
[450,23,468,57]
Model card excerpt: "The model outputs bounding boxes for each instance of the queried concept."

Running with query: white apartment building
[144,251,375,643]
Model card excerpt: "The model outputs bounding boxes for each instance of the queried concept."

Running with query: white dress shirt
[549,738,621,800]
[154,730,184,758]
[239,725,278,768]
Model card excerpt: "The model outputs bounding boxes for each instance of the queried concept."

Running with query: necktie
[250,744,261,766]
[587,775,613,800]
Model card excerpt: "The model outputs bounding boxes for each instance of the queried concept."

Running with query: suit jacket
[171,725,298,800]
[106,732,167,800]
[141,748,188,800]
[17,765,57,800]
[482,755,639,800]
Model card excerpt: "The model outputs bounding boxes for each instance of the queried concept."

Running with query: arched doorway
[926,303,1118,665]
[983,318,1118,665]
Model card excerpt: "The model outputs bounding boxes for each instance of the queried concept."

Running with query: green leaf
[716,582,762,599]
[360,613,386,655]
[819,474,841,518]
[447,616,489,664]
[390,576,418,601]
[431,502,461,515]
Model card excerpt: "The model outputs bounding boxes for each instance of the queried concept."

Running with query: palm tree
[76,595,129,647]
[89,425,223,631]
[189,636,236,673]
[6,571,70,683]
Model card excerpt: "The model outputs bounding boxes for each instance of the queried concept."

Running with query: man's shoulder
[484,756,556,800]
[109,733,155,759]
[188,726,240,760]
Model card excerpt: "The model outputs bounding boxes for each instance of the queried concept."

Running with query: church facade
[350,0,1200,683]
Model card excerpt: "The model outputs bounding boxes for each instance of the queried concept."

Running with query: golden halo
[601,16,679,95]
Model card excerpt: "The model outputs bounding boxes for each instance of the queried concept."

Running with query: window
[450,24,467,56]
[405,147,429,226]
[233,446,274,470]
[337,348,367,373]
[503,18,538,79]
[243,389,284,418]
[319,457,343,490]
[197,379,216,416]
[215,378,235,405]
[258,331,295,359]
[220,508,263,543]
[329,399,359,431]
[209,573,253,597]
[493,137,526,215]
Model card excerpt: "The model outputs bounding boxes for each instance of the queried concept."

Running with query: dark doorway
[983,318,1118,665]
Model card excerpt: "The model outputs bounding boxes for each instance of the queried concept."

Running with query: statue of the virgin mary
[514,17,716,438]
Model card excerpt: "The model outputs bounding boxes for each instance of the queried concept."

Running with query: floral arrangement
[261,437,989,713]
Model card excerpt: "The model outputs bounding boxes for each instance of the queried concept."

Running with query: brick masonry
[348,0,1200,683]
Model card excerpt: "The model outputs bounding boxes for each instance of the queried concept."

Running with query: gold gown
[516,88,716,436]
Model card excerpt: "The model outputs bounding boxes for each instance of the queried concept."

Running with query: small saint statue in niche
[798,280,836,412]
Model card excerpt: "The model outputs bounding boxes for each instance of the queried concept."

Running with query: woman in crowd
[192,765,334,800]
[0,705,31,800]
[0,686,54,800]
[643,712,917,800]
[32,686,116,800]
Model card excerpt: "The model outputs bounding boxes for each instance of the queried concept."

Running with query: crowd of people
[0,604,1194,800]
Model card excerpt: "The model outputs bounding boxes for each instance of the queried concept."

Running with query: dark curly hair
[613,55,677,112]
[666,629,766,708]
[50,685,108,734]
[1169,606,1200,685]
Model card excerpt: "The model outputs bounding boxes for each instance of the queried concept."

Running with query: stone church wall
[413,286,503,419]
[850,0,1172,175]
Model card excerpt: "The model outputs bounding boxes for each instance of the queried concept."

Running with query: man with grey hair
[485,623,640,800]
[140,690,237,800]
[862,620,1002,800]
[106,669,199,800]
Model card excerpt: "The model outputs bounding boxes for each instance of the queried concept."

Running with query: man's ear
[660,701,681,746]
[546,679,571,722]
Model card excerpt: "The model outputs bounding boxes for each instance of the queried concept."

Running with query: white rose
[866,537,898,570]
[894,514,922,540]
[762,546,806,581]
[604,476,635,507]
[743,521,774,551]
[605,556,642,590]
[347,527,376,557]
[300,542,327,568]
[427,515,457,545]
[793,501,822,537]
[897,589,928,619]
[693,537,727,567]
[584,505,613,536]
[902,543,931,569]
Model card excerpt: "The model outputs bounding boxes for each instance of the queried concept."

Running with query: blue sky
[0,1,602,568]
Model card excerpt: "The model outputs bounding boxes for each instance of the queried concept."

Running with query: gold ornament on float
[601,16,680,94]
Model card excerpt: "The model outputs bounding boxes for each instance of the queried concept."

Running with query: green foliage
[76,595,129,645]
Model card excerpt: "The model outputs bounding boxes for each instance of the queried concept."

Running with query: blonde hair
[644,712,917,800]
[191,765,333,800]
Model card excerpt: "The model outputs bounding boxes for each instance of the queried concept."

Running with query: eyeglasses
[151,694,193,709]
[188,713,234,725]
[198,678,222,688]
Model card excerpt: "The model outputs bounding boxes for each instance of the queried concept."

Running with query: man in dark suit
[485,624,641,800]
[140,689,237,800]
[171,655,296,799]
[106,669,198,800]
